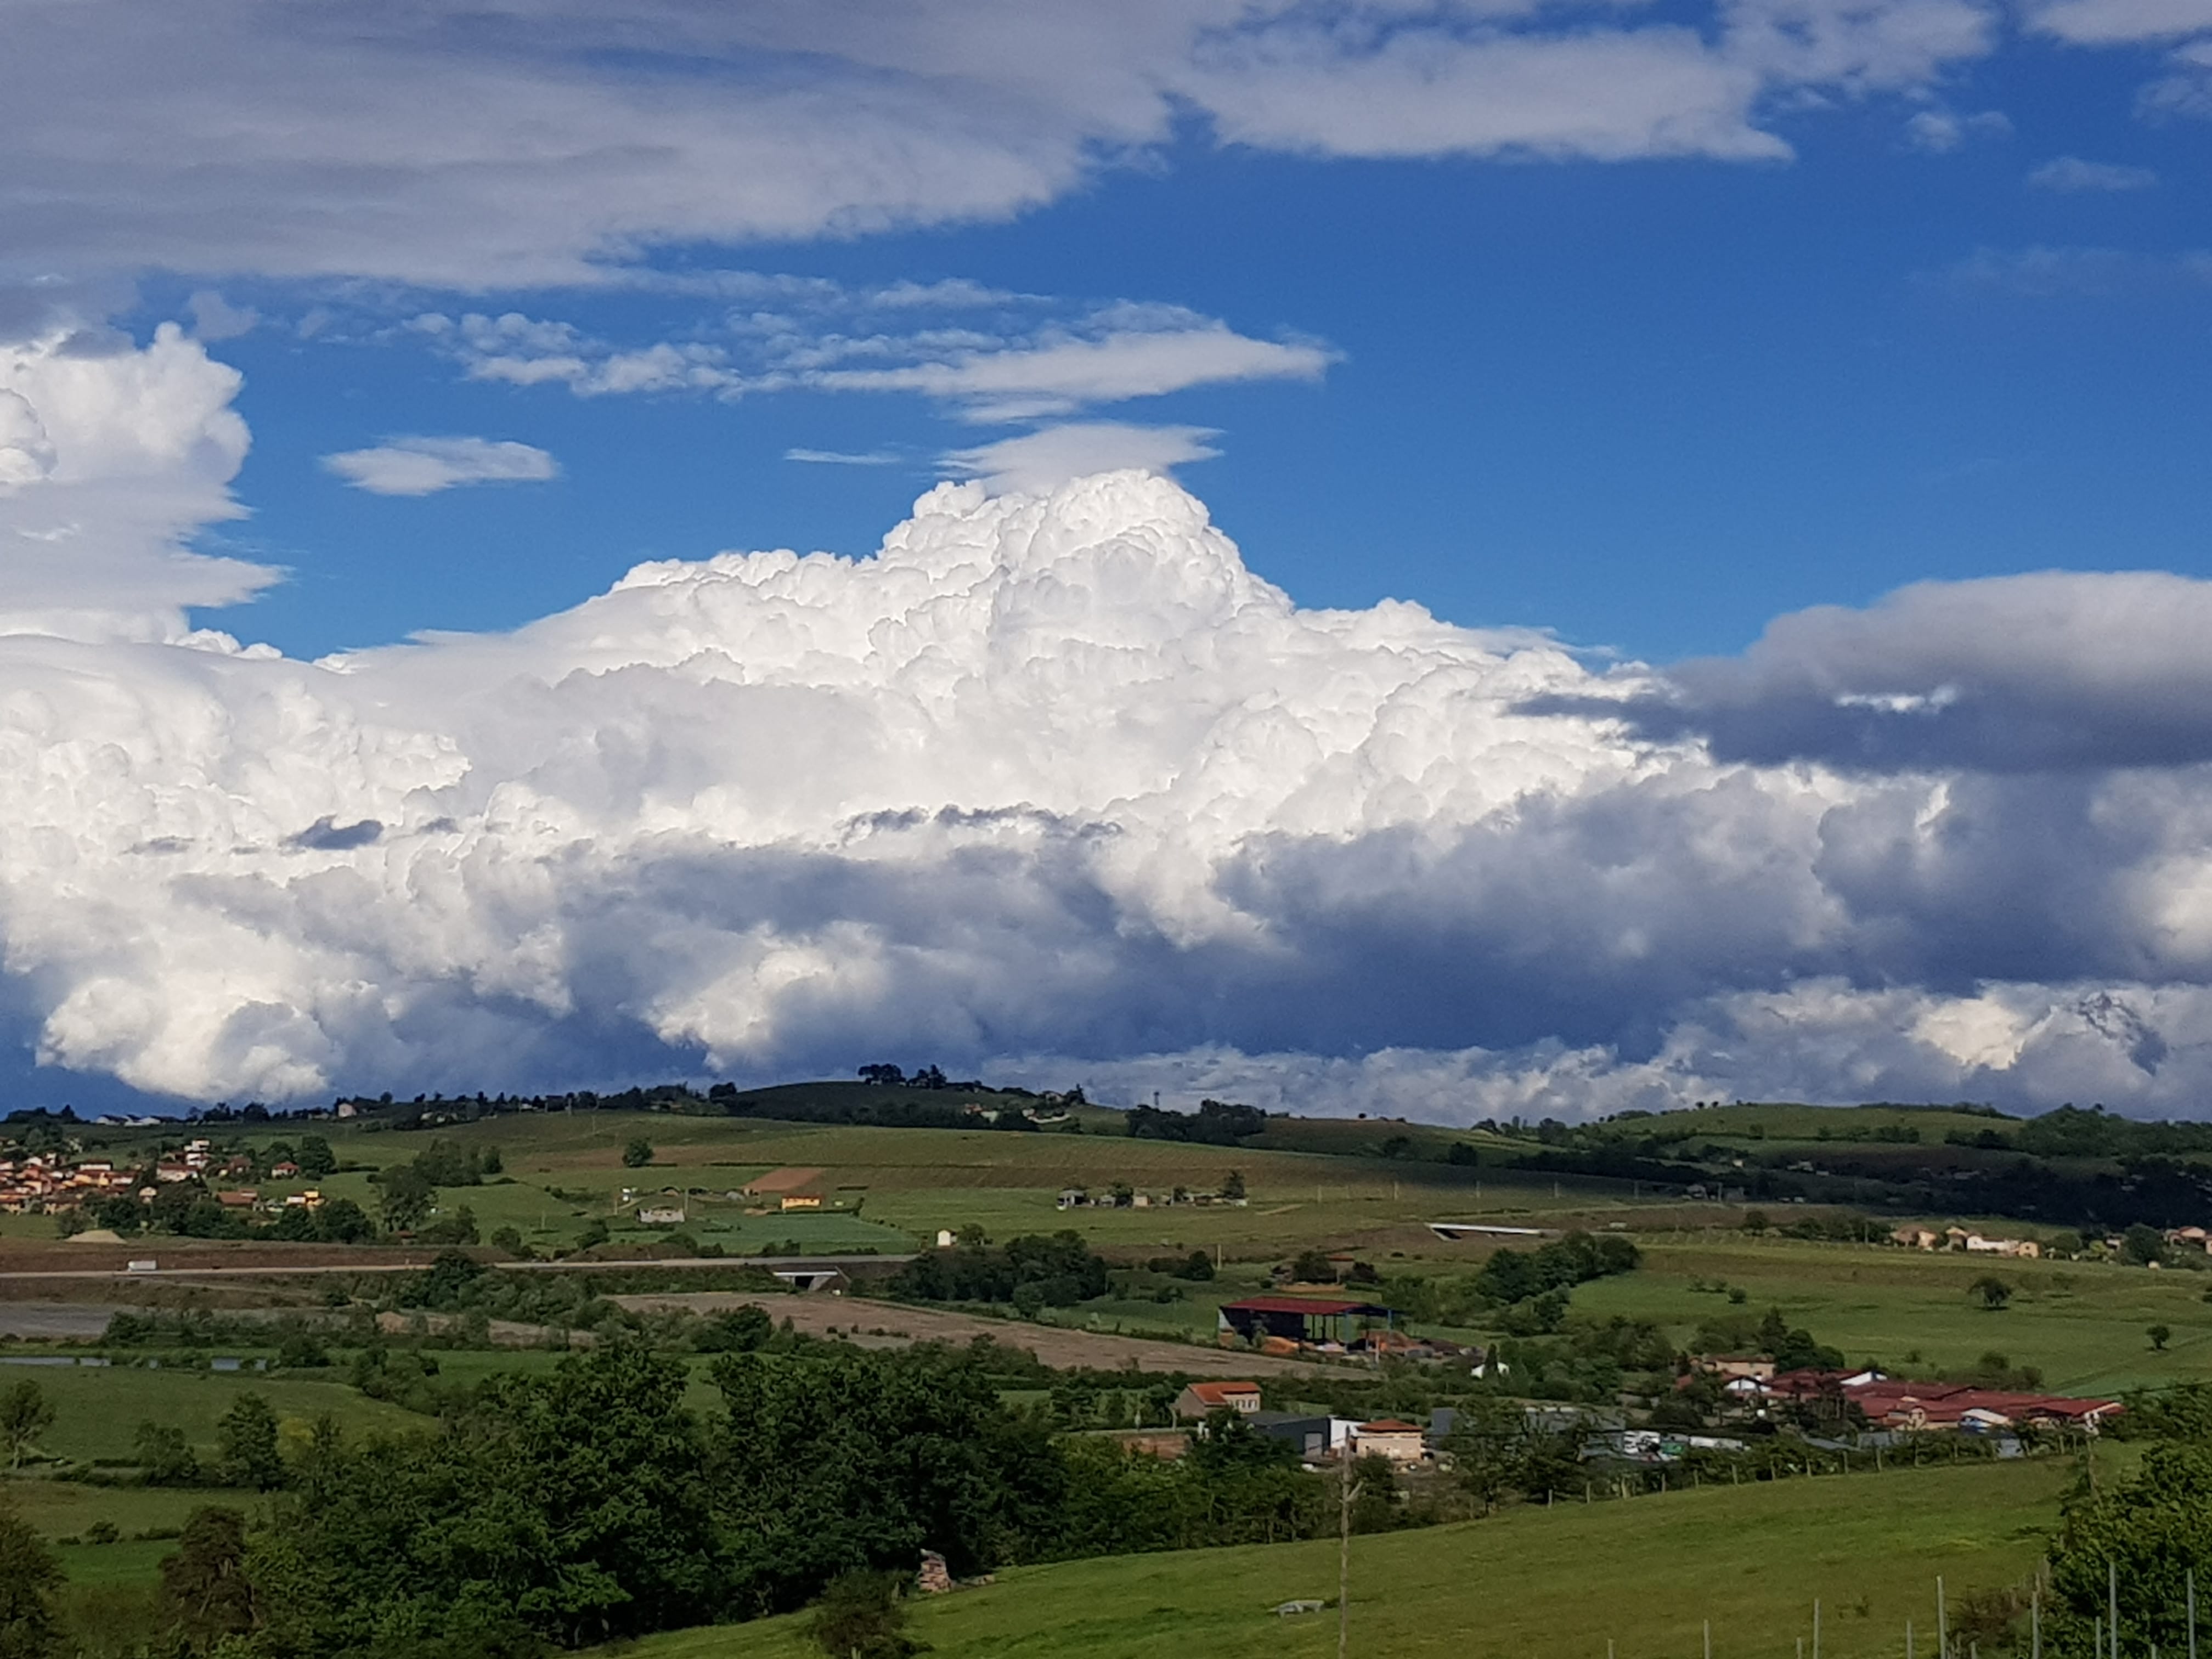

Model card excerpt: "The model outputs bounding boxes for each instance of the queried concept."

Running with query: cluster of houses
[1889,1224,2044,1257]
[1167,1380,1429,1464]
[1056,1187,1247,1211]
[1703,1358,2123,1435]
[1893,1222,2212,1259]
[0,1153,138,1214]
[0,1139,321,1218]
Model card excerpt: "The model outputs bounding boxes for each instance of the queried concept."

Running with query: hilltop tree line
[1124,1099,1268,1144]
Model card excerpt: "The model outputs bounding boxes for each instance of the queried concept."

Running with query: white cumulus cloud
[321,436,561,497]
[0,322,270,642]
[7,448,2212,1117]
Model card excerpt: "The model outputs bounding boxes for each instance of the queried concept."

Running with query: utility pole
[1816,1600,1822,1659]
[2032,1592,2041,1659]
[1338,1445,1356,1659]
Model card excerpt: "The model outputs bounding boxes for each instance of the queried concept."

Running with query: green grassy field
[1573,1234,2212,1393]
[25,1109,1623,1256]
[613,1458,2069,1659]
[2,1362,419,1464]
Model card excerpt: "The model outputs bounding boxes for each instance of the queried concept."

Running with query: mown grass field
[613,1458,2070,1659]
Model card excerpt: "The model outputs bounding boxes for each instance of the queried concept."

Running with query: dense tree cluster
[44,1339,1342,1659]
[889,1232,1111,1313]
[1474,1232,1641,1307]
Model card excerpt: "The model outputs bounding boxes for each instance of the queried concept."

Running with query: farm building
[1217,1295,1397,1348]
[1251,1412,1340,1459]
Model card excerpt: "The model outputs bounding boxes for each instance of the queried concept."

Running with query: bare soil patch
[608,1291,1335,1376]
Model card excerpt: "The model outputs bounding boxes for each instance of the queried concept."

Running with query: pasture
[0,1358,417,1465]
[1575,1233,2212,1394]
[615,1457,2070,1659]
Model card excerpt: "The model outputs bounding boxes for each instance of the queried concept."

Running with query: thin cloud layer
[0,0,2013,290]
[413,300,1331,417]
[945,423,1222,492]
[321,437,561,497]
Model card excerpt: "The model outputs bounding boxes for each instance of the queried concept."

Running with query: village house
[1695,1354,1777,1382]
[1350,1419,1428,1463]
[637,1204,686,1225]
[1173,1380,1263,1420]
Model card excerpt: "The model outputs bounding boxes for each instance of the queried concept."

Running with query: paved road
[0,1253,911,1283]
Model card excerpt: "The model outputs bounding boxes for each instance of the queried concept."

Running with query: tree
[806,1570,924,1659]
[216,1394,285,1490]
[1971,1276,2013,1311]
[1220,1170,1246,1201]
[276,1332,330,1369]
[578,1217,611,1249]
[2124,1223,2168,1267]
[1289,1249,1336,1283]
[294,1135,337,1178]
[377,1162,435,1231]
[2047,1444,2212,1657]
[623,1136,655,1167]
[2151,1323,2173,1351]
[137,1421,201,1486]
[159,1506,256,1654]
[0,1498,61,1659]
[1741,1210,1771,1233]
[0,1380,53,1470]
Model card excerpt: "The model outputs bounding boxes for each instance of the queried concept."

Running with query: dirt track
[609,1291,1337,1376]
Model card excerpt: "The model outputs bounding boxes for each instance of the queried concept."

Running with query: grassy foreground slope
[622,1459,2068,1659]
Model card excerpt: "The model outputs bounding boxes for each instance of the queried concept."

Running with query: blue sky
[12,0,2212,1118]
[109,30,2212,665]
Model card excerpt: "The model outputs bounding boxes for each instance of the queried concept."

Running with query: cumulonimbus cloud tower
[2,325,2206,1116]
